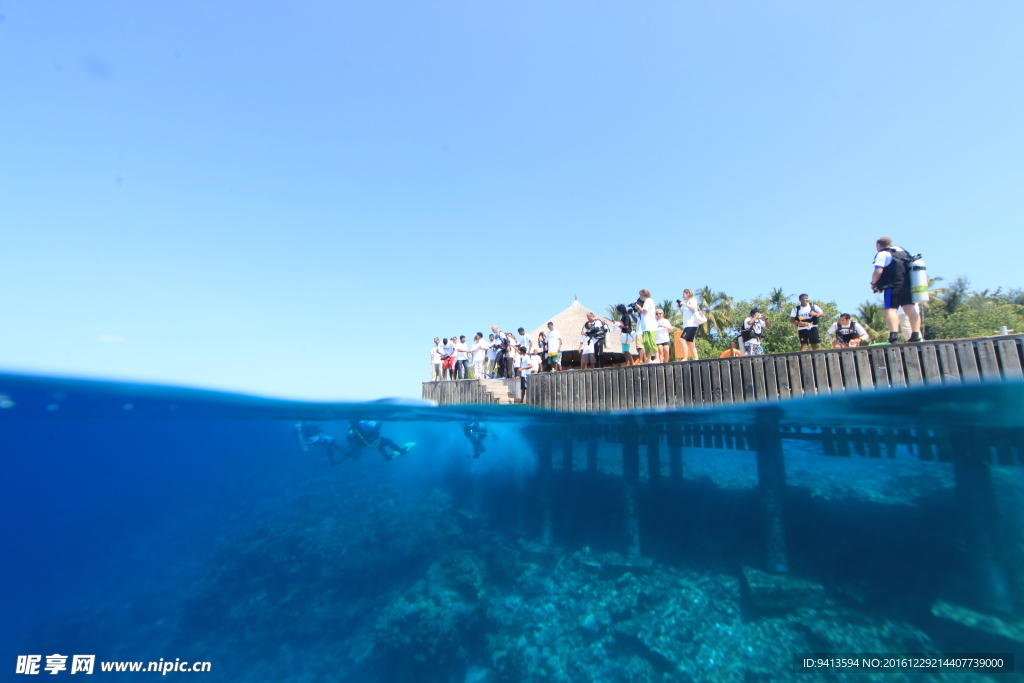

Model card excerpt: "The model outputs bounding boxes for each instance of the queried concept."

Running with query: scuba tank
[909,256,929,303]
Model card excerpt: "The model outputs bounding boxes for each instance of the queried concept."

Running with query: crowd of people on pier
[428,237,924,380]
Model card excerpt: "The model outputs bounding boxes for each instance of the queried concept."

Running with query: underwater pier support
[754,408,789,574]
[623,428,642,556]
[667,426,683,483]
[950,426,1013,614]
[534,431,554,546]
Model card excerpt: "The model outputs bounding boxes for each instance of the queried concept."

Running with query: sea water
[3,373,1024,682]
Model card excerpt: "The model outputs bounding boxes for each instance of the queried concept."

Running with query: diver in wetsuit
[463,421,489,459]
[296,421,414,465]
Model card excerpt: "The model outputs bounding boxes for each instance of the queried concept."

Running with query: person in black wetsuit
[463,421,489,459]
[296,421,413,465]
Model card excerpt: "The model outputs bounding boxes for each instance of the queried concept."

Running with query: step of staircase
[477,378,522,405]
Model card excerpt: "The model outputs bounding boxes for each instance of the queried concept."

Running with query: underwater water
[3,373,1024,682]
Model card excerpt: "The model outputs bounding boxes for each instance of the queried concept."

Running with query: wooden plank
[788,355,804,398]
[740,358,755,401]
[752,357,767,401]
[997,339,1024,379]
[869,347,890,389]
[919,344,942,385]
[956,341,980,382]
[601,369,611,411]
[654,364,667,408]
[621,367,632,410]
[936,343,961,384]
[799,354,817,396]
[976,339,1000,381]
[730,360,744,403]
[662,364,675,407]
[901,345,924,387]
[839,349,859,391]
[826,353,844,393]
[762,356,779,400]
[720,360,734,404]
[638,366,650,409]
[641,365,654,409]
[610,368,621,411]
[852,348,874,390]
[700,361,714,406]
[813,353,830,395]
[681,363,694,407]
[709,362,723,405]
[773,356,791,399]
[885,346,907,389]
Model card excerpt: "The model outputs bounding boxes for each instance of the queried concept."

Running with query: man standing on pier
[871,236,922,343]
[790,294,825,351]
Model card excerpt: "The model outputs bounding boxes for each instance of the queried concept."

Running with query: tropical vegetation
[605,275,1022,358]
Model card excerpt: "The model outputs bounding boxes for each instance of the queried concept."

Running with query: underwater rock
[932,599,1024,643]
[741,565,825,613]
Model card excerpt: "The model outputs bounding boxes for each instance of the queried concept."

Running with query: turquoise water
[3,373,1024,681]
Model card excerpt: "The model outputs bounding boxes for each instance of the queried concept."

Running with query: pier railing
[423,334,1024,411]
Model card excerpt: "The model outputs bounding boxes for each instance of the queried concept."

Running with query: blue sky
[1,1,1022,400]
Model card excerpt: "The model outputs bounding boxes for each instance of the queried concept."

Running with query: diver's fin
[295,422,309,452]
[402,441,417,454]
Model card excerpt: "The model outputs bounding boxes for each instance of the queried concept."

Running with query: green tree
[605,304,622,321]
[768,287,790,311]
[856,301,888,343]
[696,287,737,340]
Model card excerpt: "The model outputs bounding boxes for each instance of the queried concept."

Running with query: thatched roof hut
[529,300,633,367]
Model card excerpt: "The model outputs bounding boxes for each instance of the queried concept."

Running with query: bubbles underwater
[3,373,1024,682]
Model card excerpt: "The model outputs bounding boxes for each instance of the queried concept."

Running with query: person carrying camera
[613,304,638,365]
[585,311,608,368]
[741,308,769,356]
[635,289,657,363]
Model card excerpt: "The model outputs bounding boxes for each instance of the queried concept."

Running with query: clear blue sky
[2,1,1022,400]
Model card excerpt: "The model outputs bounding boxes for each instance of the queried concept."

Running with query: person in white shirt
[441,337,456,380]
[678,288,701,361]
[741,309,769,356]
[654,308,674,363]
[585,311,608,368]
[470,332,488,377]
[545,321,563,372]
[871,236,921,343]
[636,289,657,363]
[516,346,532,400]
[790,294,825,351]
[454,335,470,379]
[430,338,444,381]
[579,322,596,369]
[828,314,869,348]
[517,327,531,354]
[485,334,498,377]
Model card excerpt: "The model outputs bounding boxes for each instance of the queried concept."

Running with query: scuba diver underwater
[296,420,415,465]
[463,421,490,459]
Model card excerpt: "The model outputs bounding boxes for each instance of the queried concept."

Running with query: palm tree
[768,287,789,311]
[696,287,736,339]
[605,304,622,321]
[856,301,887,343]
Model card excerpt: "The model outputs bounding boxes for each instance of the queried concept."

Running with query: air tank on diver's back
[909,256,929,303]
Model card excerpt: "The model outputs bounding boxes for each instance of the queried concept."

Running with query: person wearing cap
[790,294,825,351]
[741,308,769,355]
[827,314,869,348]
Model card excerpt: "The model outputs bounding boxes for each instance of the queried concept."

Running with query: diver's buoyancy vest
[743,319,764,340]
[876,247,910,290]
[793,304,820,326]
[835,323,860,342]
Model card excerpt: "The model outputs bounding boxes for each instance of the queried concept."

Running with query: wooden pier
[422,334,1024,411]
